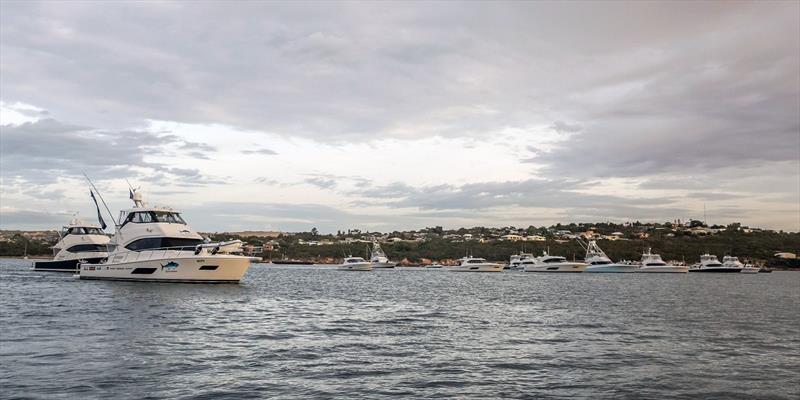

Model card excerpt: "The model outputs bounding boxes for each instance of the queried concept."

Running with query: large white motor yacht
[369,241,396,268]
[523,251,587,273]
[338,256,373,271]
[638,248,688,273]
[450,256,504,272]
[33,217,110,272]
[79,191,257,283]
[582,240,638,273]
[689,253,742,273]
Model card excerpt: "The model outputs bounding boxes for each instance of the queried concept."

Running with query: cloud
[242,148,278,155]
[304,177,337,190]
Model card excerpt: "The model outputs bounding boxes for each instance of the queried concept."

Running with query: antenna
[82,173,119,227]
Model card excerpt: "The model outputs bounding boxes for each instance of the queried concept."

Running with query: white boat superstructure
[638,248,688,273]
[582,240,638,273]
[369,241,396,268]
[338,256,373,271]
[523,251,587,273]
[33,217,110,272]
[79,191,256,283]
[741,263,760,274]
[450,257,504,272]
[690,253,742,273]
[509,252,533,270]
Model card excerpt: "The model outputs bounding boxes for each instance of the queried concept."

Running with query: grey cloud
[550,121,581,133]
[304,177,337,190]
[0,209,70,230]
[242,148,278,155]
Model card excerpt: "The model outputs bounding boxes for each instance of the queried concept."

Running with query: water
[1,259,798,399]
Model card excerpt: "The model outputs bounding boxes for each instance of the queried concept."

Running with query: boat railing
[112,242,243,262]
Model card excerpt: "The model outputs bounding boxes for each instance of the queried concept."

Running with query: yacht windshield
[125,237,203,251]
[543,257,566,263]
[124,211,187,225]
[467,259,486,264]
[66,227,104,235]
[591,260,612,265]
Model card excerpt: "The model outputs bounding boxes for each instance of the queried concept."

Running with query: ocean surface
[1,259,798,399]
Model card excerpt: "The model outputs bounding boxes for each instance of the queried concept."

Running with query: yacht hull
[79,255,252,283]
[450,264,504,272]
[688,268,743,273]
[33,257,105,273]
[524,263,587,273]
[638,266,689,273]
[585,264,639,273]
[337,263,373,271]
[371,262,396,269]
[741,268,760,274]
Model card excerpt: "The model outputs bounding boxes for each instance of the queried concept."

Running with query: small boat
[425,263,443,269]
[523,251,587,273]
[450,256,503,272]
[33,217,109,272]
[689,253,742,273]
[80,190,257,283]
[638,248,688,273]
[369,241,396,268]
[741,264,760,274]
[581,240,638,273]
[337,256,373,271]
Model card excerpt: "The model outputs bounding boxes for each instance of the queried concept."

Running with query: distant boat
[581,240,638,273]
[337,256,373,271]
[369,241,396,268]
[741,263,760,274]
[424,263,443,269]
[637,248,688,273]
[689,254,742,273]
[523,251,587,273]
[33,217,109,273]
[450,256,503,272]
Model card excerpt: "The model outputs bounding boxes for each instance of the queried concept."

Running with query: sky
[1,1,798,233]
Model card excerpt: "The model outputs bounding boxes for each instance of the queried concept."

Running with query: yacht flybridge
[581,240,638,273]
[33,217,109,272]
[79,190,257,283]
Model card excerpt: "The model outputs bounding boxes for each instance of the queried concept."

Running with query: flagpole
[82,173,120,227]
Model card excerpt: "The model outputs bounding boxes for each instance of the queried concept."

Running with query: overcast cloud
[0,1,798,232]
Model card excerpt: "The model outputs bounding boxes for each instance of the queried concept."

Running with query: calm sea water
[1,259,798,399]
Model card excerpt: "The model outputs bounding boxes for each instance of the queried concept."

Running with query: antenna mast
[83,173,120,227]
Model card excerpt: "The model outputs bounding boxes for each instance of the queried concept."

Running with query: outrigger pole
[82,172,120,227]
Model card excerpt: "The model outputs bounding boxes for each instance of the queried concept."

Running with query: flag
[90,190,107,230]
[129,189,134,200]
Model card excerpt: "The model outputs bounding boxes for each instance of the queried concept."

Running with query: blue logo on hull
[161,261,179,272]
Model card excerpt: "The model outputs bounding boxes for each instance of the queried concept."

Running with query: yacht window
[152,212,186,224]
[591,261,611,265]
[85,228,104,235]
[468,259,486,264]
[68,227,87,235]
[133,212,154,223]
[66,244,107,253]
[544,258,565,263]
[125,237,203,251]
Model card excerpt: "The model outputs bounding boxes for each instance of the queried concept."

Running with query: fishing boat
[523,251,587,273]
[637,248,688,273]
[581,240,638,273]
[450,256,504,272]
[79,190,257,283]
[33,217,109,272]
[369,241,396,268]
[337,256,373,271]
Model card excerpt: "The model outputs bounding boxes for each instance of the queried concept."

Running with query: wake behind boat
[33,217,109,272]
[79,190,257,283]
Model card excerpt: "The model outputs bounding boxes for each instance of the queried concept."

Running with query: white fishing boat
[450,256,504,272]
[79,190,257,283]
[509,252,533,270]
[337,256,373,271]
[33,217,110,272]
[369,241,396,268]
[424,263,443,269]
[741,263,760,274]
[581,240,638,273]
[638,248,688,273]
[689,253,742,273]
[523,251,587,273]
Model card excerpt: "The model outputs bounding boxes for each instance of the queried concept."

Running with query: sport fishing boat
[337,256,373,271]
[689,253,742,273]
[523,251,587,273]
[369,241,396,268]
[33,217,109,272]
[79,190,257,283]
[508,252,533,270]
[741,263,760,274]
[581,240,638,273]
[450,256,504,272]
[638,248,688,273]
